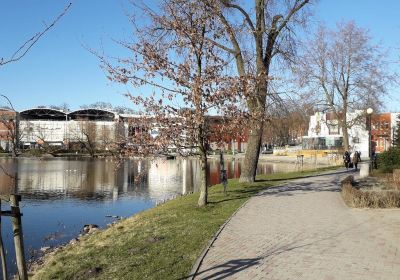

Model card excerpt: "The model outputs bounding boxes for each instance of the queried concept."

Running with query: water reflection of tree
[0,159,17,195]
[0,158,293,202]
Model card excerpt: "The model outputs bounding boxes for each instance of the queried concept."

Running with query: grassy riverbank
[31,166,339,280]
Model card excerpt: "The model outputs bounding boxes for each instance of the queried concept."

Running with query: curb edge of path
[188,196,253,280]
[188,167,345,279]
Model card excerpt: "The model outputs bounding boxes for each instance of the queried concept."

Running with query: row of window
[372,121,390,131]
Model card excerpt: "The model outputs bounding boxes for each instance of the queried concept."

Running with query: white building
[18,108,121,150]
[304,110,400,156]
[303,110,370,157]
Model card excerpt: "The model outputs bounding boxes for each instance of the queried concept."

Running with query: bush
[377,147,400,173]
[341,177,400,208]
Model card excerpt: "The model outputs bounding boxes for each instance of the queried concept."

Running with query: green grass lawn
[31,166,338,280]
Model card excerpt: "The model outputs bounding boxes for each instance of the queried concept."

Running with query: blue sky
[0,0,399,111]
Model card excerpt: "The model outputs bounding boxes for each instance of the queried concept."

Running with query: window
[327,120,339,135]
[384,122,389,129]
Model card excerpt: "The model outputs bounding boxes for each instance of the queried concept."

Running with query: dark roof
[68,108,116,121]
[19,108,67,120]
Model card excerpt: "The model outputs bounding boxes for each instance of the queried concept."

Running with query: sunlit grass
[31,166,339,280]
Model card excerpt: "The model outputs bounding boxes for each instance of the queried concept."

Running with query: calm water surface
[0,157,308,277]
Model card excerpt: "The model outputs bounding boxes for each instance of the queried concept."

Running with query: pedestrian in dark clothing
[352,151,360,170]
[372,152,378,169]
[343,151,351,170]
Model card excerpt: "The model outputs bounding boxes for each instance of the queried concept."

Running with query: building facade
[17,108,119,151]
[304,111,400,156]
[0,109,17,151]
[1,108,249,154]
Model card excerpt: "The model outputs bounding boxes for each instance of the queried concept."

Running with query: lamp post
[367,108,373,171]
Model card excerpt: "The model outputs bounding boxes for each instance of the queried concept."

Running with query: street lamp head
[367,108,374,115]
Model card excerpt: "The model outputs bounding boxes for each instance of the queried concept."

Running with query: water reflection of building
[1,158,191,201]
[148,159,184,198]
[0,158,311,202]
[15,159,120,199]
[182,159,201,194]
[207,159,242,186]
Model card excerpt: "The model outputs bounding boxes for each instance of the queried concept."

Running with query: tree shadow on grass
[208,186,270,204]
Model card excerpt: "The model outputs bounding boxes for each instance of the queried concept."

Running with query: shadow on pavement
[209,169,356,204]
[191,217,372,279]
[258,180,340,197]
[256,169,353,183]
[255,170,358,197]
[188,257,262,280]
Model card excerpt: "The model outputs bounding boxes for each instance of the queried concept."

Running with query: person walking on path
[343,151,351,170]
[352,151,360,170]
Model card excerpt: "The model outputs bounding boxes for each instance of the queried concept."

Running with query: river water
[0,157,310,277]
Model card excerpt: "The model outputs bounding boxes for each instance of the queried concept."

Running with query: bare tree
[72,121,97,157]
[0,95,22,156]
[0,2,71,156]
[49,103,70,112]
[263,102,312,147]
[296,22,394,151]
[99,124,113,151]
[33,123,52,151]
[100,0,243,206]
[0,109,20,156]
[80,102,113,110]
[198,0,312,182]
[0,3,72,67]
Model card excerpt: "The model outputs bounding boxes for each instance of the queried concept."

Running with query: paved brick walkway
[193,169,400,280]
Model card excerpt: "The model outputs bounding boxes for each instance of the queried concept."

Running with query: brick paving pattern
[194,169,400,280]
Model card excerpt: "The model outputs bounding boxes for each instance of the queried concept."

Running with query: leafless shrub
[341,178,400,208]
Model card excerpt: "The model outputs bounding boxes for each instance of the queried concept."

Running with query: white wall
[20,120,67,144]
[19,120,117,147]
[306,111,369,156]
[391,113,399,142]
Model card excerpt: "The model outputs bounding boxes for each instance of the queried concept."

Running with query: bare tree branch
[0,2,72,66]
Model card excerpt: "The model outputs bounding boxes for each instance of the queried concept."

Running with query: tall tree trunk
[197,150,208,207]
[340,108,349,151]
[239,1,267,183]
[239,117,263,182]
[240,90,266,182]
[9,123,18,157]
[342,125,350,151]
[217,0,308,182]
[11,141,17,157]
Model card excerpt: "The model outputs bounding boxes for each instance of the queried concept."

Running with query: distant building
[0,108,17,151]
[18,108,118,151]
[303,111,400,156]
[1,107,249,154]
[372,113,399,153]
[205,116,248,153]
